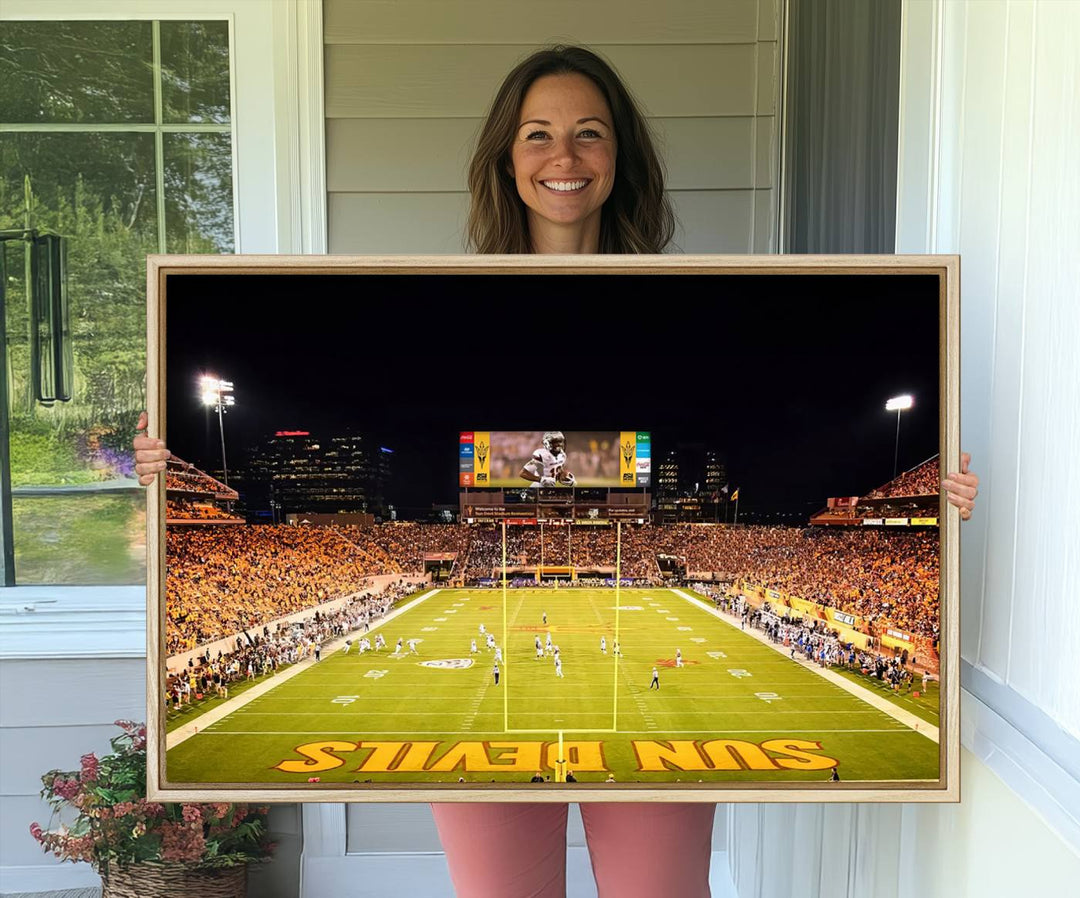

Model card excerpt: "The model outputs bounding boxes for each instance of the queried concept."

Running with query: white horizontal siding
[329,192,468,253]
[324,0,781,255]
[0,660,146,729]
[0,724,126,796]
[0,659,145,872]
[324,0,762,45]
[325,44,764,119]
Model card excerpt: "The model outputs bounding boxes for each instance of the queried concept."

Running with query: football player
[520,431,576,487]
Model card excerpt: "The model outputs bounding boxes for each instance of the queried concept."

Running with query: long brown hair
[467,46,675,254]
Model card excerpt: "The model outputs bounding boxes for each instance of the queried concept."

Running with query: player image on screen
[519,431,576,487]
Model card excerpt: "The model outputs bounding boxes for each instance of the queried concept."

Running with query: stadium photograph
[153,263,955,797]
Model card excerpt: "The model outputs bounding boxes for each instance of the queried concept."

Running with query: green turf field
[166,588,940,785]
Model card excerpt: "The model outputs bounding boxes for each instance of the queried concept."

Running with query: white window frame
[0,0,326,660]
[895,0,1080,854]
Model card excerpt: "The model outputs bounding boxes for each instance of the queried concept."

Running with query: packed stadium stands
[164,455,238,499]
[166,525,402,653]
[865,456,940,499]
[166,521,938,655]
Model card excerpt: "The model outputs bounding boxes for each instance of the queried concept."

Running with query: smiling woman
[466,45,674,254]
[509,73,617,253]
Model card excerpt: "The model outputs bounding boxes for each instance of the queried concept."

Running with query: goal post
[499,519,623,736]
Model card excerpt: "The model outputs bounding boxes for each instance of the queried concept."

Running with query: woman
[136,45,979,898]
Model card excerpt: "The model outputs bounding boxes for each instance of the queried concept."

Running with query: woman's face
[509,73,616,243]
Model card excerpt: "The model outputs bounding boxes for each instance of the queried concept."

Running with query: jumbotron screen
[459,431,650,488]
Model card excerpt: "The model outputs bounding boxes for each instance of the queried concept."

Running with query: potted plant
[30,720,273,897]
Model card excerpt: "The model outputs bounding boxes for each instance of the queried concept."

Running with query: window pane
[2,132,156,584]
[12,494,146,585]
[160,21,232,124]
[0,22,154,124]
[164,133,235,252]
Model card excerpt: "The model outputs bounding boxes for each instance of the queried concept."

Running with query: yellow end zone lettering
[276,738,838,775]
[631,739,839,772]
[274,741,359,773]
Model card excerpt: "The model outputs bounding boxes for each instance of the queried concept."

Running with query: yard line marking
[198,728,918,736]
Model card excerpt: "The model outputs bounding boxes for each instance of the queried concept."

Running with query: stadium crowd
[865,457,940,499]
[166,521,939,657]
[166,579,417,708]
[693,584,927,683]
[166,525,402,654]
[166,500,241,521]
[356,523,472,572]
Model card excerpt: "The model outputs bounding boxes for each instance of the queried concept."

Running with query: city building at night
[246,430,391,520]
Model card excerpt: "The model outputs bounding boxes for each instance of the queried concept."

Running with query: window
[1,19,234,584]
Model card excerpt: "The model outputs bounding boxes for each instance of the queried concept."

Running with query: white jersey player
[535,634,542,652]
[395,637,404,654]
[520,432,575,487]
[486,632,496,650]
[479,623,486,636]
[494,646,503,663]
[600,636,607,655]
[536,643,544,660]
[471,638,479,654]
[545,632,554,654]
[675,648,683,668]
[554,656,564,678]
[408,639,419,655]
[374,633,386,651]
[613,640,621,657]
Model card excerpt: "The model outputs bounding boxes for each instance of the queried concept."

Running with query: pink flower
[29,822,43,842]
[80,753,100,782]
[160,821,206,863]
[181,805,202,824]
[52,777,80,801]
[307,777,321,783]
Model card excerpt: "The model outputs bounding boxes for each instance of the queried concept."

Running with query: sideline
[669,588,939,743]
[166,588,442,749]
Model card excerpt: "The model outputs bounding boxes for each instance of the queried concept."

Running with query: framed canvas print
[146,254,959,803]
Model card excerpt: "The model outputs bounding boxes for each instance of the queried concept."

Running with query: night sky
[164,273,942,517]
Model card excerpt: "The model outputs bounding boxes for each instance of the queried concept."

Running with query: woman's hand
[134,411,170,486]
[942,452,979,521]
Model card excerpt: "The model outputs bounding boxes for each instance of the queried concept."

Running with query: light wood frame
[146,253,960,803]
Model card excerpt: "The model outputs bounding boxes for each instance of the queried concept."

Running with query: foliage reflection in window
[0,20,233,584]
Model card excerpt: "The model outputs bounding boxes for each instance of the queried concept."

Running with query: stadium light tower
[200,375,235,487]
[885,394,914,479]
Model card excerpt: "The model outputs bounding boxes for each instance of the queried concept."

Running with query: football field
[166,588,939,784]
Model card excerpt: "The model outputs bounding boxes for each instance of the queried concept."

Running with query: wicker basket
[101,862,247,898]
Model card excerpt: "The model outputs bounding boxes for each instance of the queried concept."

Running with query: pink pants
[431,802,715,898]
